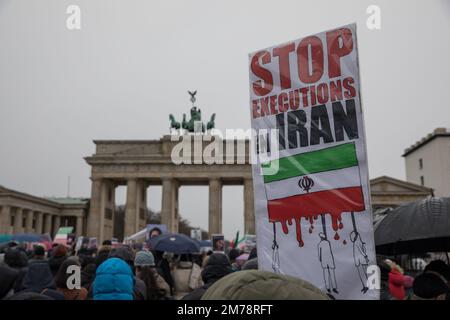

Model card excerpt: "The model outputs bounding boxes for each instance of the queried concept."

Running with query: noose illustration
[271,222,280,273]
[319,214,338,293]
[350,211,369,293]
[350,211,357,235]
[321,214,327,239]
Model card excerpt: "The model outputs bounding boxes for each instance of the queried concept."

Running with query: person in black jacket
[0,263,19,299]
[155,250,175,296]
[28,245,47,265]
[10,262,64,300]
[182,253,232,300]
[3,248,28,293]
[48,245,68,276]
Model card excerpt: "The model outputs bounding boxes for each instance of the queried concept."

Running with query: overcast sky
[1,0,449,239]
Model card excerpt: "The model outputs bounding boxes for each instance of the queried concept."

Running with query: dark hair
[413,272,449,299]
[53,244,67,258]
[55,259,80,289]
[248,247,257,260]
[228,249,240,262]
[424,260,450,281]
[136,265,163,300]
[102,240,112,246]
[149,227,162,236]
[33,245,45,257]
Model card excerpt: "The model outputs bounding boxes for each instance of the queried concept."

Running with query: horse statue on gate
[169,114,180,130]
[169,90,216,133]
[207,113,216,131]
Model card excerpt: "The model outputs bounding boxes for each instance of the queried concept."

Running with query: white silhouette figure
[318,232,338,294]
[351,231,369,293]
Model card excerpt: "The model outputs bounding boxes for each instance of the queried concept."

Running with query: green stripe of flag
[262,142,358,183]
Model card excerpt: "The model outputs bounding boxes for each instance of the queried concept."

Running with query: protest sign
[190,229,202,241]
[146,224,168,240]
[212,234,225,253]
[249,23,377,299]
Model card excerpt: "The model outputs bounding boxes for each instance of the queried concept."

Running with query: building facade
[0,185,88,236]
[403,128,450,197]
[370,176,432,209]
[84,136,254,243]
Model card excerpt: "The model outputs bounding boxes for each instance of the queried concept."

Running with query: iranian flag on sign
[262,142,365,246]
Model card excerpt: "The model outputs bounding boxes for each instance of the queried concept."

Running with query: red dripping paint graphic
[334,232,340,240]
[268,186,365,246]
[343,240,347,245]
[309,227,313,234]
[295,218,304,247]
[280,220,289,234]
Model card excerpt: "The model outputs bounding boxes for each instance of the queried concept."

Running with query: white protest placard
[248,23,378,299]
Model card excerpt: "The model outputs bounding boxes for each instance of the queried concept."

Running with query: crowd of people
[0,239,449,300]
[380,258,450,300]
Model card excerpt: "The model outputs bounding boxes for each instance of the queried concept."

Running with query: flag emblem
[262,142,365,246]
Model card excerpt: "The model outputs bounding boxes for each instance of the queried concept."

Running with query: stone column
[13,208,24,234]
[139,181,148,231]
[103,180,116,242]
[35,212,44,234]
[53,215,61,236]
[87,178,105,240]
[124,178,138,238]
[25,210,34,233]
[76,215,83,236]
[0,206,11,234]
[44,214,53,235]
[244,179,256,235]
[161,178,179,233]
[208,178,222,235]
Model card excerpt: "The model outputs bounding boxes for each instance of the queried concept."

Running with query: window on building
[104,208,113,220]
[420,176,425,186]
[419,158,423,169]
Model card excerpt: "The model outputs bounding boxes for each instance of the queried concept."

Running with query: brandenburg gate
[84,135,255,243]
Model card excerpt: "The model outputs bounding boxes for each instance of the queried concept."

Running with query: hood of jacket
[0,263,19,299]
[108,247,134,265]
[48,255,67,274]
[4,249,28,269]
[202,270,330,300]
[93,258,134,300]
[201,253,232,285]
[22,262,55,292]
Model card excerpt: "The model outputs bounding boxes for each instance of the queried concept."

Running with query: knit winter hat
[134,250,155,267]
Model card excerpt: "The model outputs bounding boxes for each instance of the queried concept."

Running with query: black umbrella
[148,233,200,254]
[375,197,450,255]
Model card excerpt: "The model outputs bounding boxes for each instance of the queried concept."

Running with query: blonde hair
[384,259,404,274]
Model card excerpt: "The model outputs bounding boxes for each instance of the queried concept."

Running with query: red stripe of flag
[267,186,365,246]
[268,186,365,222]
